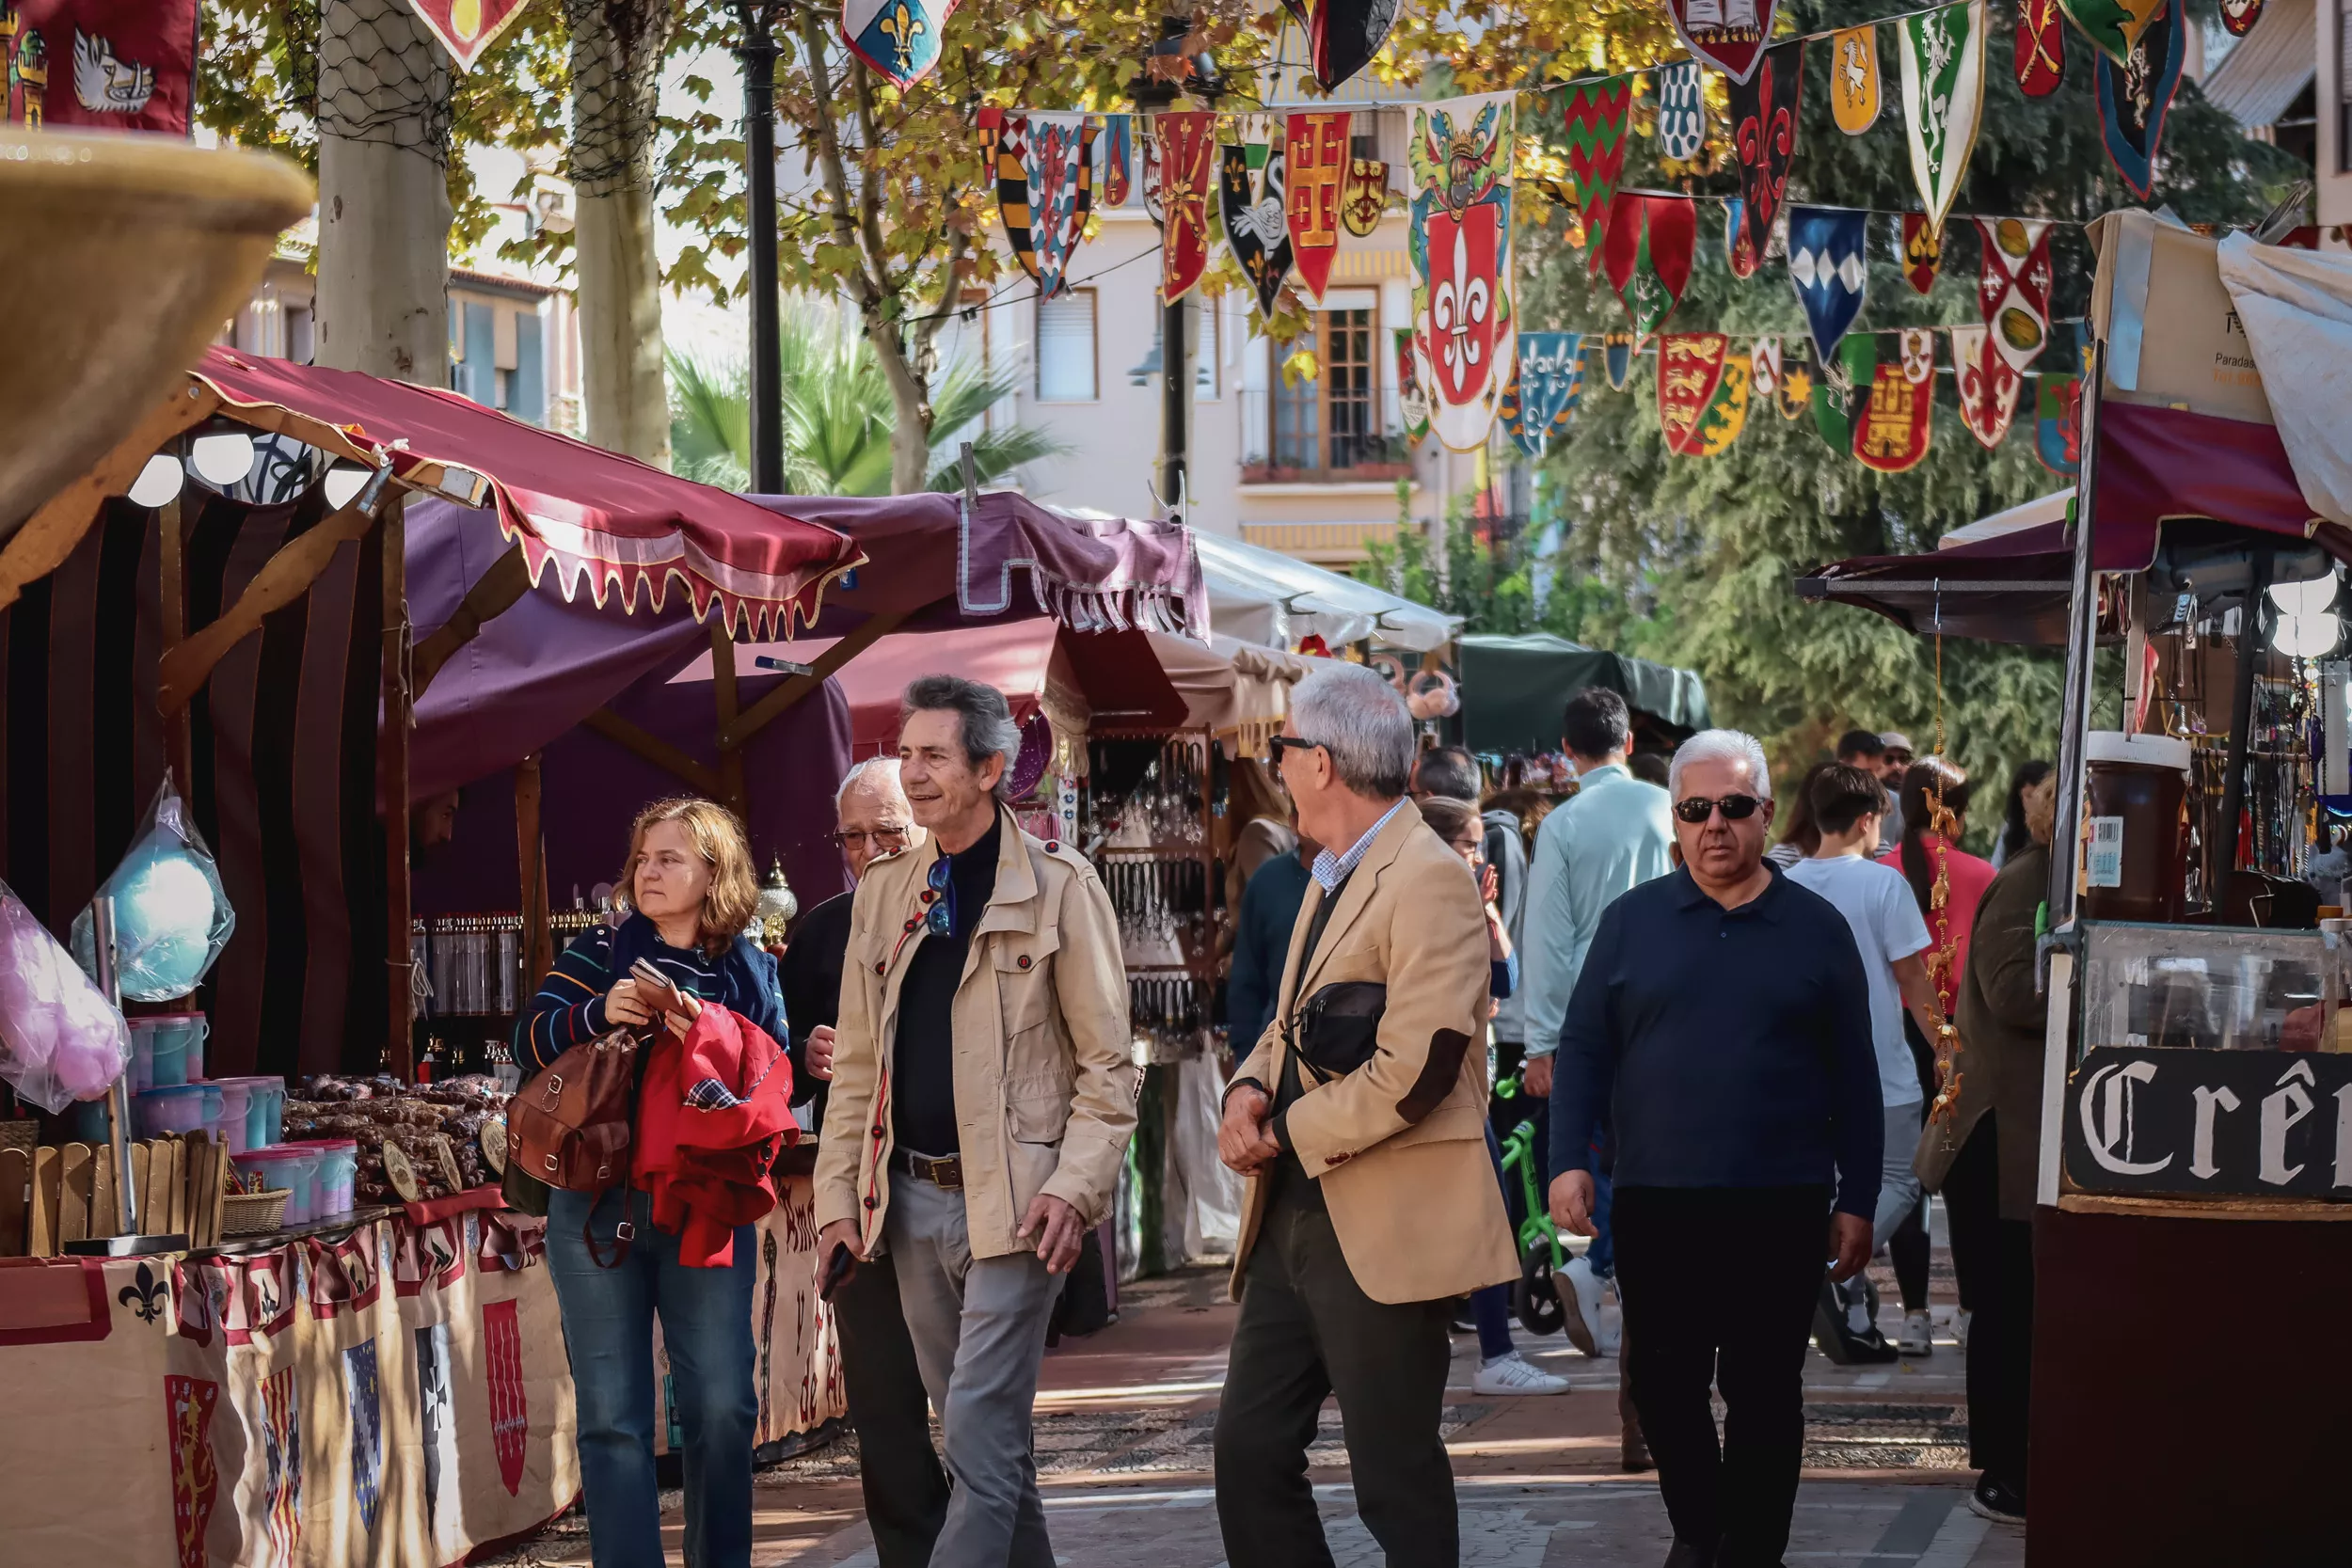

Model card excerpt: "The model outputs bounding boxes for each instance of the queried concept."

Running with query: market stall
[1797,212,2352,1565]
[1455,631,1713,756]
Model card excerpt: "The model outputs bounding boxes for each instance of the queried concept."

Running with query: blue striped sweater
[513,917,786,1074]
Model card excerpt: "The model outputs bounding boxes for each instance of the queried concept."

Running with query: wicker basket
[0,1119,36,1154]
[220,1188,291,1238]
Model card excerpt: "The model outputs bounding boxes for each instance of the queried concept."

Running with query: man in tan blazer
[1214,664,1517,1568]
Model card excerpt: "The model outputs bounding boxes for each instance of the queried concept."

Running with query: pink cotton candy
[0,882,130,1112]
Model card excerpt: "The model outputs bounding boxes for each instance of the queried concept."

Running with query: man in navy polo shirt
[1549,728,1883,1568]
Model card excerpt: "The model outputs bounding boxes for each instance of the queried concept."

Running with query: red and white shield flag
[1285,110,1351,302]
[1409,91,1517,452]
[1974,216,2054,372]
[1950,325,2023,449]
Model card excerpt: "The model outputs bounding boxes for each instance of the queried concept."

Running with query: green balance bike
[1494,1074,1569,1338]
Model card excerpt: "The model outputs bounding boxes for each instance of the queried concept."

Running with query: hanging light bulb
[2268,576,2339,620]
[188,431,257,486]
[2274,610,2343,659]
[127,453,184,509]
[321,465,369,511]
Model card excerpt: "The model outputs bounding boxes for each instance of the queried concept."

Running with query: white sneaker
[1472,1352,1571,1396]
[1898,1310,1935,1355]
[1557,1256,1608,1357]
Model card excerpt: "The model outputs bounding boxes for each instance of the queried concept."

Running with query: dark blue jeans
[547,1186,757,1568]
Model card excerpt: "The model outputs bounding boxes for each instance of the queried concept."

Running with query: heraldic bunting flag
[1287,111,1352,301]
[1509,333,1585,457]
[1787,205,1868,361]
[1603,192,1699,344]
[1283,0,1404,92]
[844,0,956,87]
[1553,75,1635,263]
[1724,198,1764,279]
[1100,115,1134,206]
[1851,328,1937,472]
[1898,0,1988,240]
[2059,0,2165,63]
[1667,0,1782,84]
[1222,132,1295,319]
[1024,114,1098,299]
[2096,0,2185,198]
[1603,332,1636,391]
[1342,157,1391,235]
[1397,327,1431,442]
[1656,60,1707,160]
[1903,212,1944,293]
[2221,0,2263,34]
[1408,92,1517,451]
[1812,333,1876,451]
[1728,40,1804,273]
[1659,334,1731,458]
[1155,111,1218,301]
[0,0,200,131]
[1830,25,1883,134]
[1950,324,2024,449]
[2015,0,2066,95]
[1975,216,2054,371]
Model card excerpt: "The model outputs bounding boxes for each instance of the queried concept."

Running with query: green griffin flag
[1811,335,1879,453]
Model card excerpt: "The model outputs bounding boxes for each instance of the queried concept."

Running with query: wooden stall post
[382,495,414,1079]
[155,493,193,795]
[516,752,554,989]
[709,622,751,824]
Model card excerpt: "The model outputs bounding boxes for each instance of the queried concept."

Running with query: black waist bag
[1288,980,1388,1083]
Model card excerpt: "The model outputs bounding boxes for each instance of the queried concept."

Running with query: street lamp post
[735,0,785,495]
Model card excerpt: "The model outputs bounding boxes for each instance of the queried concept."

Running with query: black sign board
[2063,1046,2352,1201]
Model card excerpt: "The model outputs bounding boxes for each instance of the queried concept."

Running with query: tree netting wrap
[564,0,674,198]
[319,0,453,165]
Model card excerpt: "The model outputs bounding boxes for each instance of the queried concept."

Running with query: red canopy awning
[196,347,861,638]
[1796,404,2340,645]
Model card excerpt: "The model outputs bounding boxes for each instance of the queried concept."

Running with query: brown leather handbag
[505,1030,641,1265]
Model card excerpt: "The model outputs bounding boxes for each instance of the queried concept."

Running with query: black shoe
[1968,1475,2026,1525]
[1662,1541,1715,1568]
[1811,1280,1899,1364]
[1451,1296,1477,1334]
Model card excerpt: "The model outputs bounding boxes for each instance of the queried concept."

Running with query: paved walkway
[499,1253,2020,1567]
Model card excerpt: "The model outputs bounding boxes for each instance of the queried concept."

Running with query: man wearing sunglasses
[1213,665,1517,1568]
[815,677,1136,1568]
[1548,729,1883,1568]
[778,758,944,1566]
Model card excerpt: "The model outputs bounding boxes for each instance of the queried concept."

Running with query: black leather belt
[891,1148,963,1190]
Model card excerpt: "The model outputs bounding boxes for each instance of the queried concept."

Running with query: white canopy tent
[1192,531,1462,653]
[1939,489,2073,549]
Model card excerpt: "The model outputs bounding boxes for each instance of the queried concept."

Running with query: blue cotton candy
[113,846,220,998]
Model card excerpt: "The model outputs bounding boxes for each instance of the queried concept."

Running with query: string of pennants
[1478,319,2090,478]
[957,0,2231,472]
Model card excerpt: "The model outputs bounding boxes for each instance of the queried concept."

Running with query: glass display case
[2077,920,2338,1055]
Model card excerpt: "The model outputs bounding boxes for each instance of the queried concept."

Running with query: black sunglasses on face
[1265,736,1329,764]
[1673,793,1764,824]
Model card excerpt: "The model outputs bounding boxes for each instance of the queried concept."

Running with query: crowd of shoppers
[513,668,2051,1567]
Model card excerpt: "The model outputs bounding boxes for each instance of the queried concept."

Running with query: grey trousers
[1873,1101,1926,1251]
[884,1170,1062,1568]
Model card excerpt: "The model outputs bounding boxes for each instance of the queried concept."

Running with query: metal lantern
[754,857,798,940]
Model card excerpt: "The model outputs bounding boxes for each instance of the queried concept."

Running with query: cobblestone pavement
[498,1251,2025,1567]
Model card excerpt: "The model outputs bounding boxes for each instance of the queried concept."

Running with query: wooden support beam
[382,497,414,1081]
[583,706,723,797]
[709,623,750,821]
[719,608,914,752]
[157,503,376,716]
[0,383,218,616]
[413,542,531,700]
[516,753,554,990]
[156,494,193,795]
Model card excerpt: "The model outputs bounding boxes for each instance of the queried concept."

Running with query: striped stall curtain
[0,491,389,1080]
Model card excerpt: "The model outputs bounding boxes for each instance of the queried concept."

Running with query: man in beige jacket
[1215,663,1518,1568]
[816,675,1136,1568]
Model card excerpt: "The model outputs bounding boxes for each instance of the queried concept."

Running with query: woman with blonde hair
[515,796,786,1568]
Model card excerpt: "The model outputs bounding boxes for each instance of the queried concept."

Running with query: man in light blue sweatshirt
[1522,689,1676,1370]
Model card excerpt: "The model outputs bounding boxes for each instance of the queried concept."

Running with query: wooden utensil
[30,1146,58,1256]
[89,1145,117,1240]
[57,1144,91,1246]
[130,1141,155,1233]
[0,1146,28,1257]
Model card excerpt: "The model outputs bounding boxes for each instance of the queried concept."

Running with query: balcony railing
[1237,387,1413,484]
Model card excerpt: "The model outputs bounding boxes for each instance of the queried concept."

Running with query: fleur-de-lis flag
[1728,40,1804,272]
[1898,0,1988,240]
[844,0,953,88]
[1407,93,1518,451]
[1951,324,2024,449]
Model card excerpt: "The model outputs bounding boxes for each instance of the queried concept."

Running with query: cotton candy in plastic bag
[72,776,236,1003]
[0,879,131,1110]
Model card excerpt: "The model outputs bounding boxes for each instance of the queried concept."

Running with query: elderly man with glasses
[1214,664,1517,1568]
[1548,729,1883,1568]
[773,757,952,1568]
